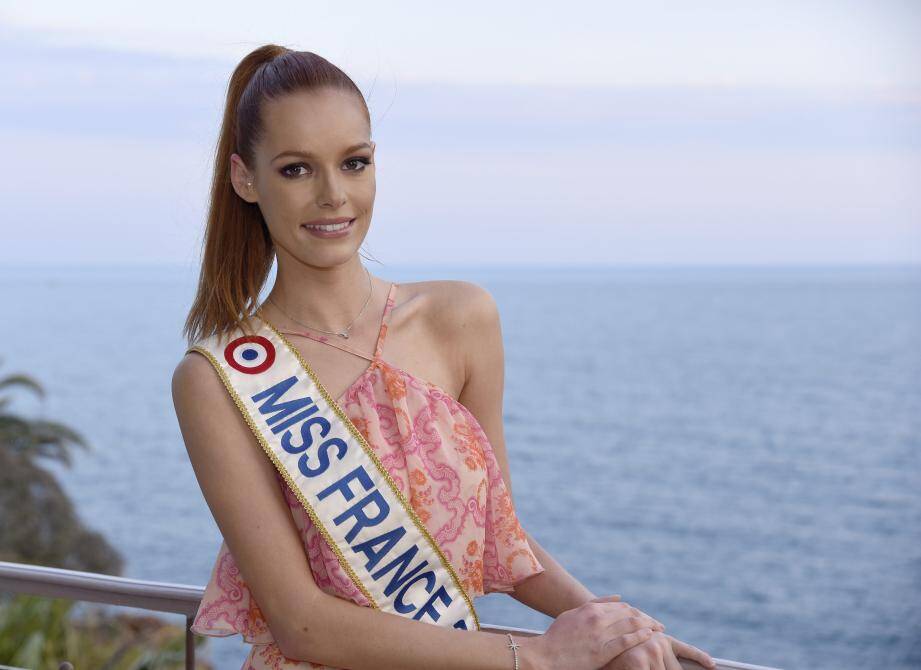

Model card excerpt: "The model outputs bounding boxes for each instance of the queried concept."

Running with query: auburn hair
[181,44,372,347]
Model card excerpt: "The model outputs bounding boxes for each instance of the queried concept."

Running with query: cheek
[260,185,307,219]
[348,182,375,215]
[355,178,375,199]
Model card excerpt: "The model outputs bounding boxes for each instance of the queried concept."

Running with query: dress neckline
[334,357,460,405]
[254,284,467,410]
[290,282,396,361]
[335,357,495,447]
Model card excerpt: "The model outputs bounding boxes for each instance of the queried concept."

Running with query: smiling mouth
[302,218,355,232]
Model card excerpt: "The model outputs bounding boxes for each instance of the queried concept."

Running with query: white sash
[188,316,479,631]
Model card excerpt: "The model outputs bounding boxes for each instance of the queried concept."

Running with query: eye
[280,163,309,178]
[279,156,373,179]
[344,156,373,172]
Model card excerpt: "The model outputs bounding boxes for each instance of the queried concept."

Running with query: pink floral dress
[190,282,546,669]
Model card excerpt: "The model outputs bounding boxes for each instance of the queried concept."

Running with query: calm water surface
[3,264,919,669]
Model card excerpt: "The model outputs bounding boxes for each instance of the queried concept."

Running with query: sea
[3,263,919,670]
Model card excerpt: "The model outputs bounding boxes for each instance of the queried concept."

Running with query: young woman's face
[234,87,375,269]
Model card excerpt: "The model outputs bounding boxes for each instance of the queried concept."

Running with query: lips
[302,218,354,231]
[302,217,353,227]
[301,218,355,237]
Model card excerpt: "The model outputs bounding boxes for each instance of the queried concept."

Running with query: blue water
[3,263,919,669]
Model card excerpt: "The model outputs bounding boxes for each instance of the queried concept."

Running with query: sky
[1,0,920,266]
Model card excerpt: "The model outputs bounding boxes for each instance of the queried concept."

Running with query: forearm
[509,530,597,618]
[286,590,540,670]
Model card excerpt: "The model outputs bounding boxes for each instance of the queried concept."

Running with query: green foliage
[0,593,212,669]
[0,358,123,574]
[0,357,90,468]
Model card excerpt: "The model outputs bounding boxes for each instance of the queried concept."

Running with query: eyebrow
[272,142,371,162]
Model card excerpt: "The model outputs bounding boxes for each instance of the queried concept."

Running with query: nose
[315,167,347,209]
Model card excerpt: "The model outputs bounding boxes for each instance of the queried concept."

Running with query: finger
[666,635,716,670]
[663,646,683,670]
[607,614,664,637]
[634,608,665,633]
[607,615,651,637]
[601,627,655,658]
[662,635,683,670]
[628,605,667,632]
[613,604,663,632]
[585,600,663,633]
[599,602,664,633]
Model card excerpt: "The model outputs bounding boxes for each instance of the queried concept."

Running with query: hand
[600,630,716,670]
[521,595,668,670]
[591,594,667,634]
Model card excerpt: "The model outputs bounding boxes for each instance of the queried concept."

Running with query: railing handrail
[0,559,203,617]
[0,560,783,670]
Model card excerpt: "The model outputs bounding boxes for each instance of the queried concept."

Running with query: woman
[171,44,717,670]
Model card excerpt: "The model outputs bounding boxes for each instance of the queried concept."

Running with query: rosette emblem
[223,335,276,374]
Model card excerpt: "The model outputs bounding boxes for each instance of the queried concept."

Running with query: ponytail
[182,44,371,346]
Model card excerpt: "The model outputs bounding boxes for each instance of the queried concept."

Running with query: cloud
[2,25,919,265]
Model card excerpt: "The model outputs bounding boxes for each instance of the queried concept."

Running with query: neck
[262,256,381,333]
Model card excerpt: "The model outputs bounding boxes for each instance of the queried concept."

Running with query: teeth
[305,220,352,231]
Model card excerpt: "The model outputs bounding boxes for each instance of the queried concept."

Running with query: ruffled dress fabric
[190,283,545,669]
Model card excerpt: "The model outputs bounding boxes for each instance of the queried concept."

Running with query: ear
[229,153,258,203]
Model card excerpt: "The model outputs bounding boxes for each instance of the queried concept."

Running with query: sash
[187,316,479,631]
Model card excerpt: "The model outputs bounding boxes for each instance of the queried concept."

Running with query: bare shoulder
[397,279,498,336]
[394,280,500,398]
[172,349,220,399]
[171,350,233,428]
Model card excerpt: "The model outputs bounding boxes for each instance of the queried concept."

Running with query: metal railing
[0,561,782,670]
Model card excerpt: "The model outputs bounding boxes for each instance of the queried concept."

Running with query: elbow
[272,594,327,662]
[274,621,312,661]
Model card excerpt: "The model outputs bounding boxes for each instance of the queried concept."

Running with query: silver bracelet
[506,633,520,670]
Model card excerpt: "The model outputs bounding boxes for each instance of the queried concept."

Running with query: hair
[181,44,373,347]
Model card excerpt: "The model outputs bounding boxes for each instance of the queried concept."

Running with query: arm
[450,284,602,618]
[172,352,541,670]
[510,530,596,618]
